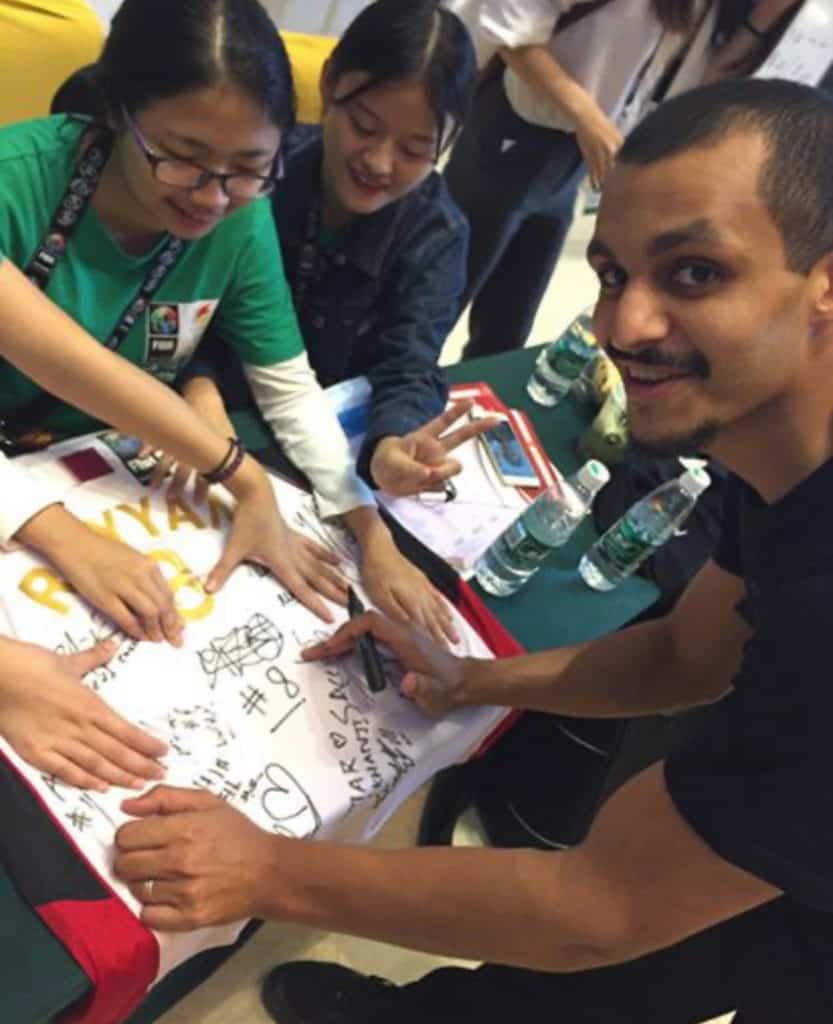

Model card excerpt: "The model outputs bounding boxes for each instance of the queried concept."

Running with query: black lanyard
[23,131,187,352]
[292,197,323,314]
[2,131,189,452]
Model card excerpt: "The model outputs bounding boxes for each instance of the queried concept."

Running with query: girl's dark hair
[325,0,477,156]
[650,0,701,34]
[713,0,802,77]
[651,0,800,59]
[52,0,295,132]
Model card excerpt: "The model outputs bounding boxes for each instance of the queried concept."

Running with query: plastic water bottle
[475,460,611,597]
[579,467,711,592]
[571,349,602,404]
[526,311,597,407]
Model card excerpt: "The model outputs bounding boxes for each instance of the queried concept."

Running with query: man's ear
[319,58,334,117]
[809,251,833,325]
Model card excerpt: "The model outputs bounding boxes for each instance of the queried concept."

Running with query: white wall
[85,0,369,35]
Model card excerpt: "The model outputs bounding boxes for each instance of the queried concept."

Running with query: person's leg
[464,184,581,359]
[445,78,583,359]
[262,898,808,1024]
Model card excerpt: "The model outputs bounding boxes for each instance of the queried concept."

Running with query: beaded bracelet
[202,437,245,486]
[741,15,766,39]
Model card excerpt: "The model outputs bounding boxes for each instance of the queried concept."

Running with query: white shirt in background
[447,0,716,133]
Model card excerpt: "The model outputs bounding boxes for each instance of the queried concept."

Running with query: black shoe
[260,961,401,1023]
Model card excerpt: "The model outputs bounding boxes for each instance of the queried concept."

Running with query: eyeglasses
[121,106,284,199]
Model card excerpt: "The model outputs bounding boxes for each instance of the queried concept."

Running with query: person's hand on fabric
[303,609,465,717]
[116,785,279,931]
[0,636,167,791]
[16,505,184,645]
[368,400,500,497]
[573,100,623,190]
[360,532,458,645]
[208,457,347,622]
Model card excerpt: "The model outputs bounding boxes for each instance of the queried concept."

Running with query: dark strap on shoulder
[4,129,188,451]
[555,0,618,34]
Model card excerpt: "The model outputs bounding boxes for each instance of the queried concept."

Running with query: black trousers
[444,73,586,360]
[374,899,831,1023]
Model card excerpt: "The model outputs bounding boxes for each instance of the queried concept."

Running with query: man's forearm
[455,616,723,718]
[262,840,613,973]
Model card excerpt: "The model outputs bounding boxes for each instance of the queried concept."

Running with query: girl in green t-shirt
[0,0,455,647]
[0,252,320,790]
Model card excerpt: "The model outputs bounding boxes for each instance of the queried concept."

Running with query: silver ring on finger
[143,878,155,902]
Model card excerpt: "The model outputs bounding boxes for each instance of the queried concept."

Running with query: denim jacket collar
[275,125,408,281]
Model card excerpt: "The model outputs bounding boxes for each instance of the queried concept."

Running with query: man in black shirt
[114,79,833,1023]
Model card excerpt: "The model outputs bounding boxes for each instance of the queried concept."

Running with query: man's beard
[629,419,720,460]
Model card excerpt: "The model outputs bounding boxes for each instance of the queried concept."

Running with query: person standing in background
[446,0,804,360]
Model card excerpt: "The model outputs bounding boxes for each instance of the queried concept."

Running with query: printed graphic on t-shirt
[145,299,219,382]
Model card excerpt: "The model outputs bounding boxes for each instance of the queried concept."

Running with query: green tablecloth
[447,348,657,648]
[0,345,657,1023]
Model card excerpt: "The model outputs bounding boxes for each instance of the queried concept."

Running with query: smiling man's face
[587,131,812,458]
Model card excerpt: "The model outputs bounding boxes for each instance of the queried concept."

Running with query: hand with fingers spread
[303,609,467,717]
[145,445,210,505]
[0,636,167,791]
[360,531,459,646]
[116,785,278,931]
[369,400,500,497]
[15,505,185,645]
[208,457,347,622]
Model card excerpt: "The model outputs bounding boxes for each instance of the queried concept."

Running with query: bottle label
[501,520,552,569]
[596,517,655,572]
[546,336,592,381]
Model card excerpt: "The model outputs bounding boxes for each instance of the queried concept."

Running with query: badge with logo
[145,299,218,383]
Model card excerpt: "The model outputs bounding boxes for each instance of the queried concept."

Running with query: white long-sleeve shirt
[244,352,374,520]
[0,450,68,544]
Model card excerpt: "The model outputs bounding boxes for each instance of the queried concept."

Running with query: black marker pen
[346,585,387,693]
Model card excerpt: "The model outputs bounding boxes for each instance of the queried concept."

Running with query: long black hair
[325,0,477,157]
[52,0,295,133]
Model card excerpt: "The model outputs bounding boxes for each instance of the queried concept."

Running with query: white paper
[0,437,506,986]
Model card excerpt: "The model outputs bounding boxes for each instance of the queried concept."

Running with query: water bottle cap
[576,459,610,492]
[679,466,711,497]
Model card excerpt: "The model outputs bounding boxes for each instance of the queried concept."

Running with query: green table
[447,347,657,649]
[0,346,657,1023]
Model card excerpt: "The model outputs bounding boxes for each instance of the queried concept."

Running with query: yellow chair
[0,0,104,126]
[0,7,332,129]
[281,31,336,124]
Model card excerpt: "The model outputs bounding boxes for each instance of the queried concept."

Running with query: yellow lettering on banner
[117,497,161,538]
[207,493,234,529]
[149,548,189,578]
[167,496,206,532]
[85,509,122,541]
[170,570,214,621]
[149,549,214,621]
[19,568,72,614]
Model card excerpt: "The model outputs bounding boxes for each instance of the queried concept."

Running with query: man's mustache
[605,340,709,379]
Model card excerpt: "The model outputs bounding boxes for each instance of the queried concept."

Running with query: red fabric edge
[0,750,159,1024]
[45,896,158,1024]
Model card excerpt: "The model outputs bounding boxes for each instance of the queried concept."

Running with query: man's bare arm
[457,560,750,717]
[118,765,779,966]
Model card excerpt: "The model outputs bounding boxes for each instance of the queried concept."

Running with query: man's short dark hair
[619,79,833,274]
